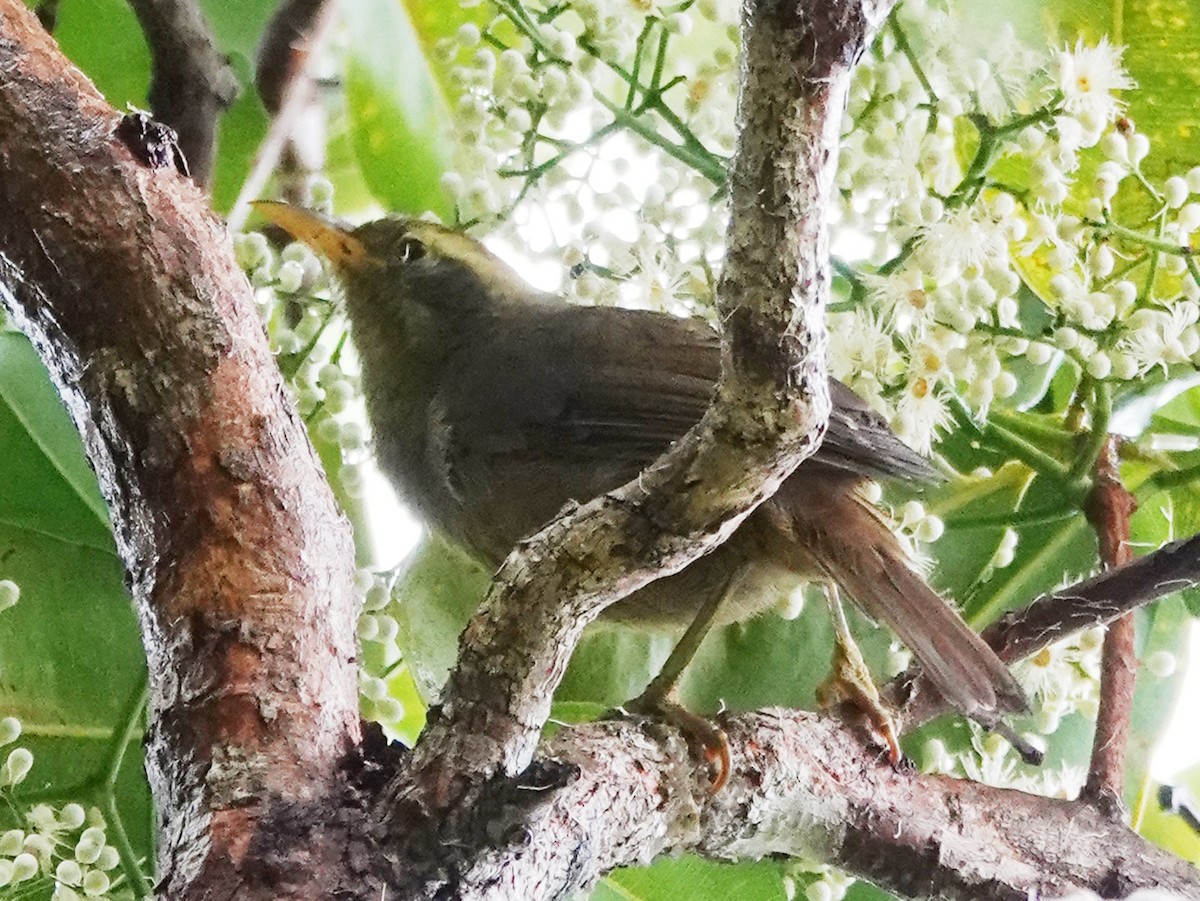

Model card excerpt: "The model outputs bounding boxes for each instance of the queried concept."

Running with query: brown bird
[256,201,1027,774]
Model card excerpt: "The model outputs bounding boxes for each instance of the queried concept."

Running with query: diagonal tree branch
[0,4,362,897]
[897,530,1200,727]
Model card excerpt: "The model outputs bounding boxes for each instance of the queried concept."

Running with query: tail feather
[767,477,1028,719]
[830,542,1028,717]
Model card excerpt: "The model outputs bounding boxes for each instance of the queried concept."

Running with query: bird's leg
[625,574,733,791]
[815,583,903,762]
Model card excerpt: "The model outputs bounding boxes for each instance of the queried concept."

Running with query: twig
[897,528,1200,726]
[127,0,239,186]
[227,0,341,231]
[1083,435,1139,812]
[253,0,332,201]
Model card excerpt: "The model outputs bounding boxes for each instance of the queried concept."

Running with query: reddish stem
[1083,436,1138,812]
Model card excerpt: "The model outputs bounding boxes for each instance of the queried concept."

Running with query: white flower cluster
[438,0,738,316]
[233,178,372,492]
[1013,628,1104,733]
[235,188,418,736]
[354,568,409,732]
[434,0,1200,463]
[785,860,856,901]
[923,727,1087,801]
[0,803,121,899]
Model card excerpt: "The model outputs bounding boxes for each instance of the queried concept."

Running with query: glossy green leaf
[0,334,110,544]
[0,336,149,860]
[594,856,789,901]
[341,0,454,218]
[390,532,490,700]
[1138,766,1200,864]
[51,0,150,110]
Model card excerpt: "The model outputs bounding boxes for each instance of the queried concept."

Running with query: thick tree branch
[127,0,239,186]
[363,710,1200,899]
[0,3,363,897]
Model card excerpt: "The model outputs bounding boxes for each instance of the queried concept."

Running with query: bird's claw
[622,693,732,793]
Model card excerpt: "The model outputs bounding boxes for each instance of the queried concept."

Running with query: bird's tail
[766,476,1028,720]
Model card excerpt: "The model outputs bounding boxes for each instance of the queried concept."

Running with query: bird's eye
[397,237,426,264]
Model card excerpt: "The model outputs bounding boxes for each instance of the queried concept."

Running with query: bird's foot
[621,690,732,793]
[816,639,903,764]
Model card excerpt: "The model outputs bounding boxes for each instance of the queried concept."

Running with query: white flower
[1053,39,1134,125]
[917,207,1009,278]
[862,265,930,330]
[829,310,901,386]
[1119,304,1200,372]
[892,376,950,455]
[625,246,684,313]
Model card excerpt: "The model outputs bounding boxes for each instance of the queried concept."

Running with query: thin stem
[1089,218,1194,257]
[101,678,151,898]
[103,792,151,900]
[1069,380,1113,483]
[946,505,1076,530]
[597,95,726,184]
[626,18,656,110]
[649,25,670,94]
[948,395,1076,484]
[889,17,935,101]
[1136,461,1200,498]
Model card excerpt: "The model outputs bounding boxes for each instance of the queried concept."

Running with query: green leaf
[0,337,148,860]
[1138,766,1200,863]
[390,532,490,701]
[51,0,150,110]
[0,334,110,548]
[341,0,455,218]
[594,856,788,901]
[926,456,1094,628]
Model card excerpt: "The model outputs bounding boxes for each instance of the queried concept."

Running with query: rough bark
[0,3,362,897]
[1084,436,1139,810]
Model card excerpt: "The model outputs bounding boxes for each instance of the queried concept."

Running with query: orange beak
[251,200,371,271]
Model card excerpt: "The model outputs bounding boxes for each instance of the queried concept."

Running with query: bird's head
[252,202,538,329]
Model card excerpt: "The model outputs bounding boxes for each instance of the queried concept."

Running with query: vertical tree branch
[1084,436,1139,810]
[227,0,341,231]
[252,0,334,199]
[127,0,239,186]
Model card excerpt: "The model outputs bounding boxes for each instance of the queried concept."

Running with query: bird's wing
[440,305,718,466]
[820,380,943,484]
[431,306,716,555]
[433,304,935,556]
